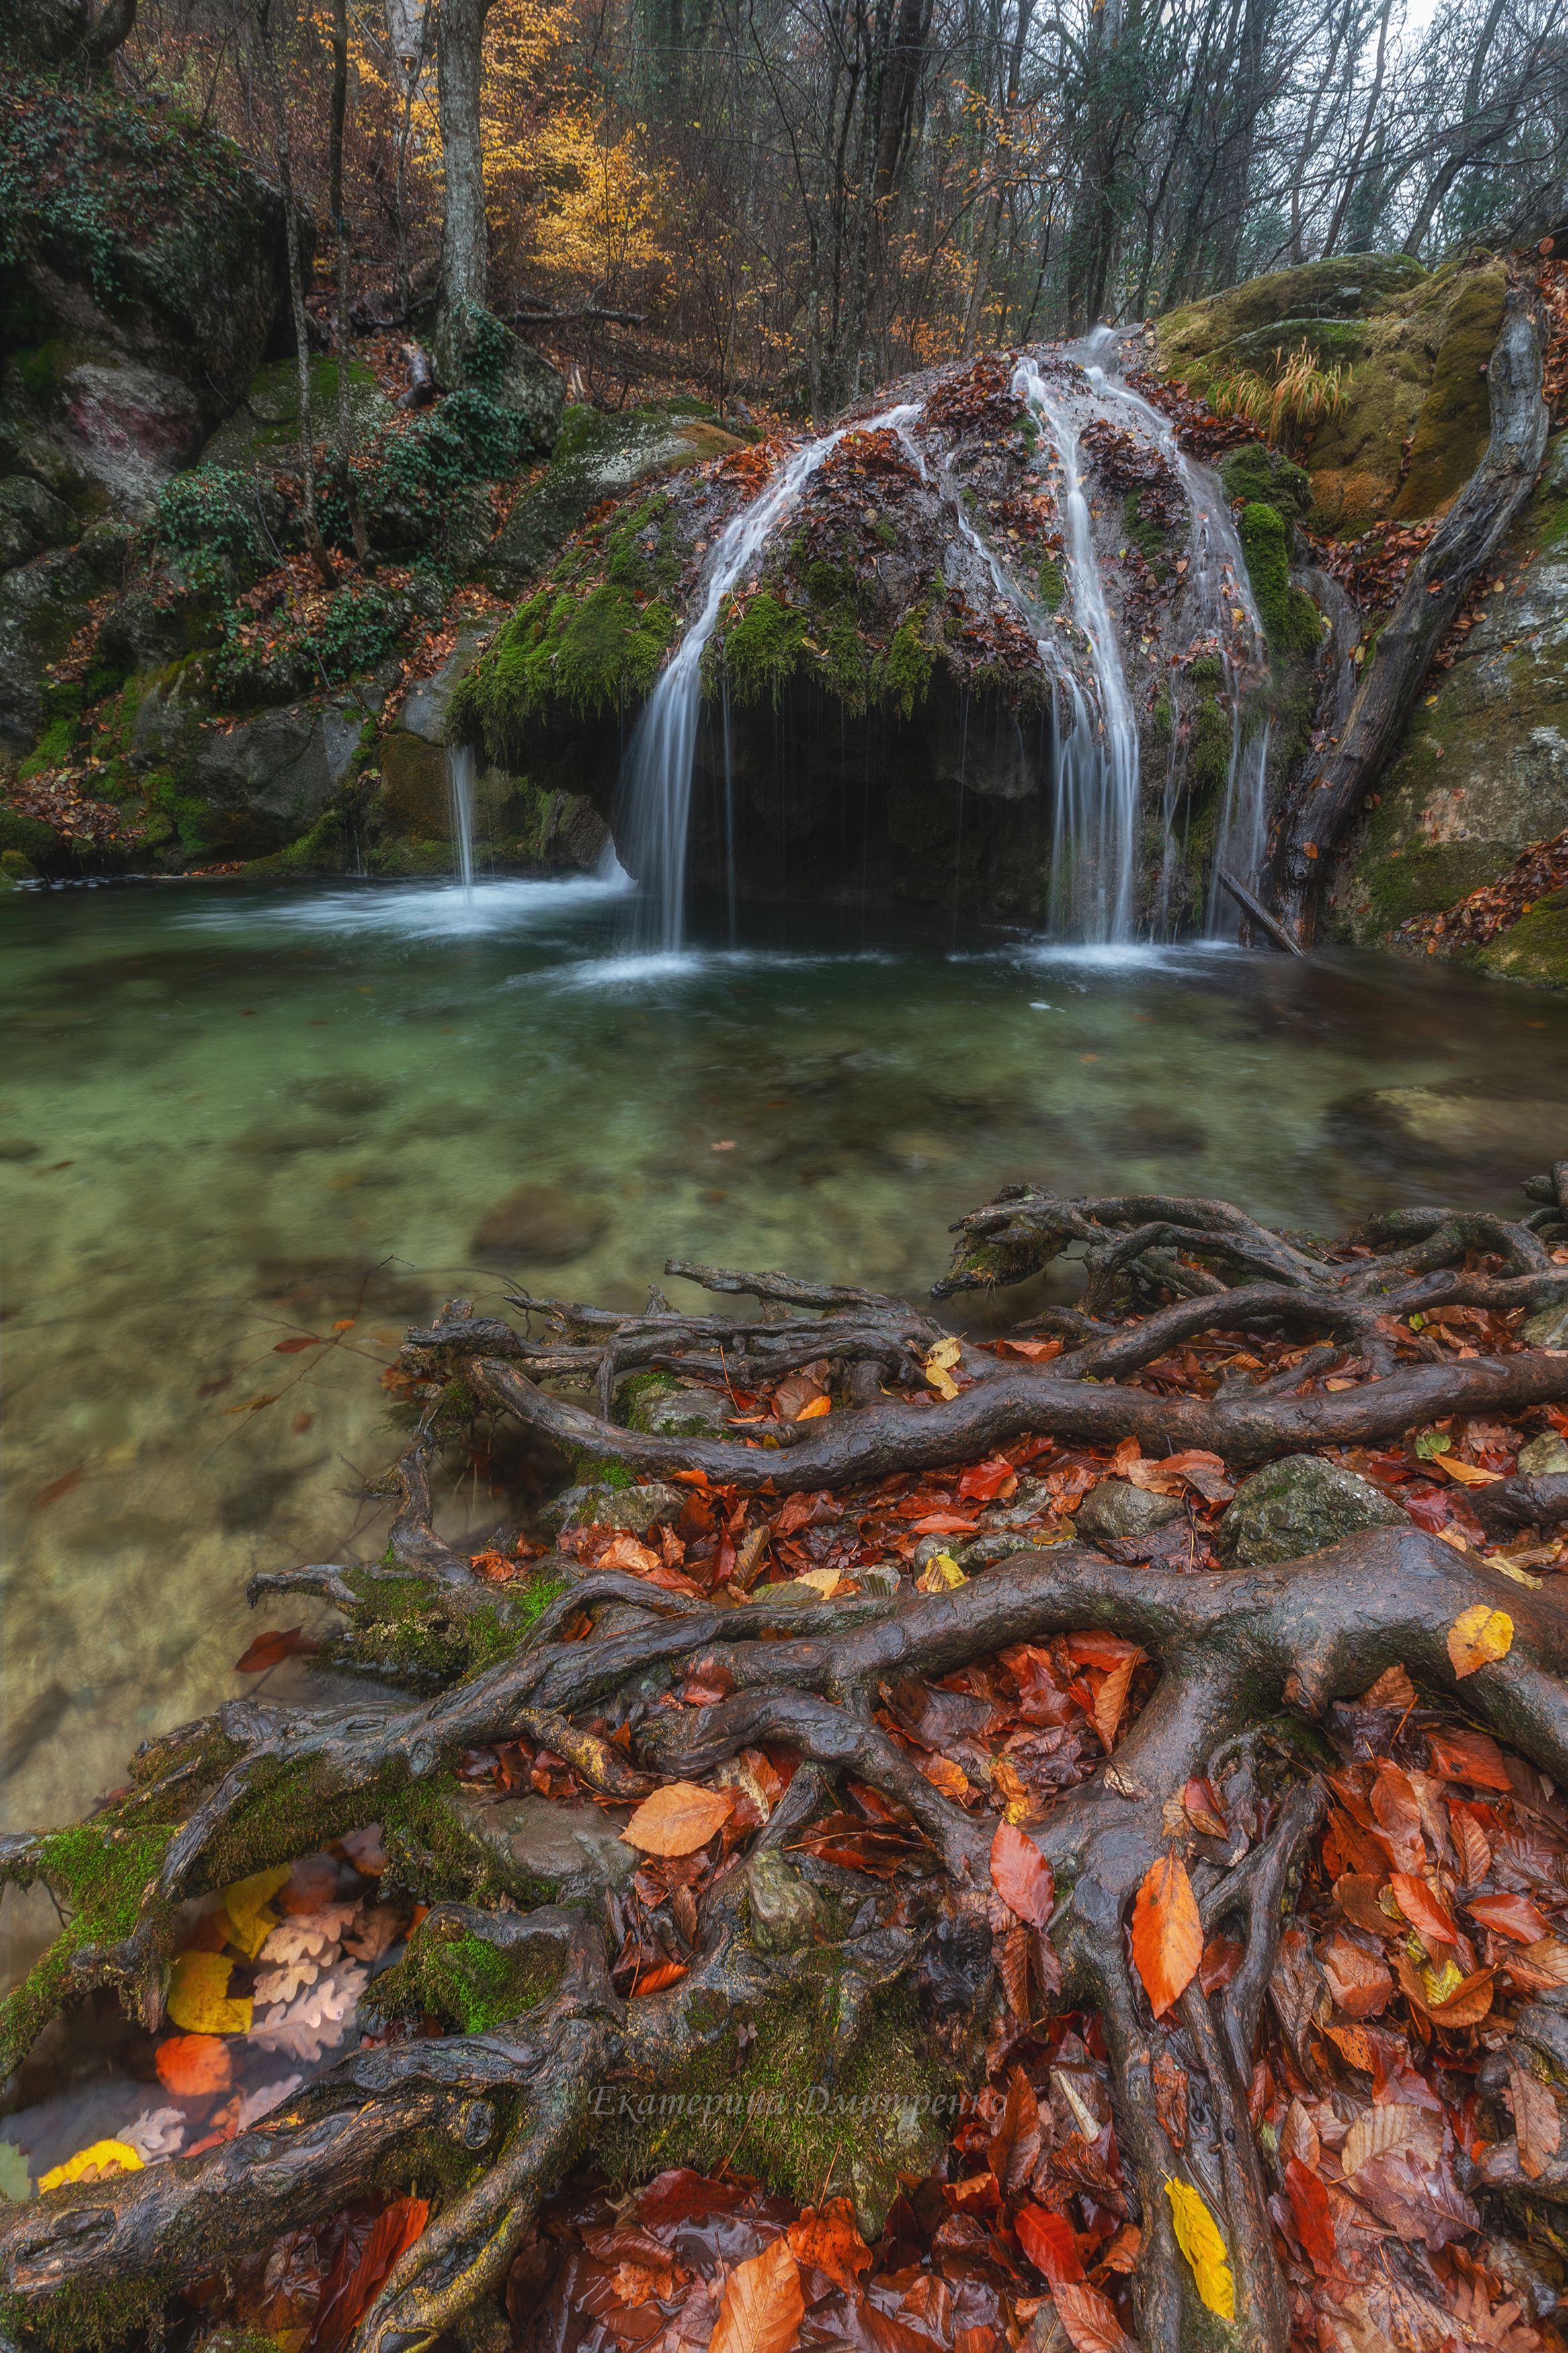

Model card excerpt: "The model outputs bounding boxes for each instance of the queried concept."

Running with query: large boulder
[1217,1455,1406,1568]
[0,77,291,516]
[429,305,565,455]
[1328,430,1568,957]
[484,403,745,596]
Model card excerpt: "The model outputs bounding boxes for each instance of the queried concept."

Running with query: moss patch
[1393,266,1508,518]
[367,1919,562,2034]
[716,592,807,707]
[1219,444,1311,519]
[0,1823,178,2077]
[1478,887,1568,986]
[450,582,675,762]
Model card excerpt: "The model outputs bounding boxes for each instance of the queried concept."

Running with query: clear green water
[3,873,1567,1915]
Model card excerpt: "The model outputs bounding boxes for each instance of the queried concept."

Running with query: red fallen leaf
[273,1335,325,1355]
[957,1458,1017,1501]
[1284,2156,1337,2277]
[987,2067,1042,2196]
[630,1958,690,1995]
[1050,2279,1137,2352]
[638,2168,749,2228]
[1016,2204,1085,2282]
[785,2198,871,2295]
[1065,1634,1143,1669]
[234,1627,323,1673]
[910,1511,982,1534]
[32,1465,87,1510]
[943,2171,1001,2218]
[1468,1890,1553,1944]
[991,1821,1055,1927]
[1130,1851,1202,2018]
[1199,1934,1243,1994]
[1389,1871,1458,1946]
[313,2196,429,2352]
[1426,1728,1513,1791]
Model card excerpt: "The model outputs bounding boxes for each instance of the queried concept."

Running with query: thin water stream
[5,877,1567,1958]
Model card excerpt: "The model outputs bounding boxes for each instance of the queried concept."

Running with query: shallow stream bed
[3,873,1566,1953]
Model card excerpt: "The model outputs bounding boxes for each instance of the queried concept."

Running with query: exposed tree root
[3,1174,1568,2353]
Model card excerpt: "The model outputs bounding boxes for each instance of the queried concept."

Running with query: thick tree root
[4,1174,1567,2353]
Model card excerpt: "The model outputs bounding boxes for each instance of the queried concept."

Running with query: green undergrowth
[451,581,675,758]
[0,1824,178,2079]
[1236,502,1321,666]
[368,1919,563,2035]
[589,1976,954,2223]
[323,1562,566,1687]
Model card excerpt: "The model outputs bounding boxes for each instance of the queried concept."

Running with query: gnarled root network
[3,1173,1568,2353]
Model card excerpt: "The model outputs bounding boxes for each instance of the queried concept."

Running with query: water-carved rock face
[450,341,1329,941]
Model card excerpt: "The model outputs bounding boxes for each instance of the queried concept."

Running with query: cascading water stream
[617,401,922,953]
[1078,344,1274,938]
[446,744,477,905]
[1012,358,1141,942]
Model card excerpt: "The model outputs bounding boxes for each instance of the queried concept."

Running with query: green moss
[717,592,807,707]
[874,519,898,549]
[1238,502,1290,651]
[880,617,933,719]
[1364,840,1503,929]
[1152,696,1171,740]
[368,1920,562,2034]
[449,582,675,760]
[1188,653,1223,686]
[1219,443,1311,519]
[1122,489,1171,572]
[1038,557,1065,612]
[1478,887,1568,986]
[1395,267,1508,518]
[589,1978,954,2225]
[1191,695,1232,797]
[0,2272,173,2353]
[0,1824,178,2077]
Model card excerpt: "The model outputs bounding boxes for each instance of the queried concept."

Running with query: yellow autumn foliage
[1165,2177,1235,2321]
[167,1951,253,2037]
[39,2140,143,2191]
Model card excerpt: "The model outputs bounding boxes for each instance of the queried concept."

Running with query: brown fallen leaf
[1151,2049,1188,2149]
[620,1782,737,1857]
[233,1627,323,1673]
[1509,2063,1562,2180]
[710,2236,803,2353]
[1130,1850,1202,2018]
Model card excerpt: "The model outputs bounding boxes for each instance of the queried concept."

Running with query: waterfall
[1078,352,1274,939]
[446,744,477,904]
[616,401,922,953]
[1012,359,1141,943]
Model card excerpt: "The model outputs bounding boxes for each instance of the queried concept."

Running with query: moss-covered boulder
[198,356,393,473]
[1156,253,1507,536]
[1329,431,1568,955]
[484,404,746,595]
[0,71,290,514]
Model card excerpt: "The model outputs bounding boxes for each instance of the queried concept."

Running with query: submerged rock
[1218,1455,1406,1567]
[471,1183,609,1265]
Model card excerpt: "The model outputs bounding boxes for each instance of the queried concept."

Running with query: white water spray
[1013,358,1141,942]
[447,744,477,904]
[617,403,922,952]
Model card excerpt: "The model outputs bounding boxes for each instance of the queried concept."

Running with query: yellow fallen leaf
[1491,1558,1543,1588]
[620,1782,737,1856]
[38,2140,143,2192]
[916,1552,966,1592]
[795,1394,831,1420]
[1165,2178,1235,2321]
[923,1337,962,1401]
[794,1567,841,1597]
[1448,1604,1513,1679]
[1420,1953,1464,2006]
[1434,1457,1505,1486]
[167,1951,253,2036]
[222,1866,292,1958]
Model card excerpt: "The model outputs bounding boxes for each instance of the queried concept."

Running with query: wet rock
[0,547,95,752]
[452,1790,637,1903]
[1217,1454,1405,1567]
[624,1378,732,1438]
[397,626,491,745]
[198,356,392,472]
[1076,1480,1186,1542]
[745,1851,827,1952]
[184,686,382,860]
[429,312,565,454]
[0,475,75,568]
[1524,1308,1568,1352]
[544,1481,686,1536]
[484,404,744,596]
[471,1181,609,1265]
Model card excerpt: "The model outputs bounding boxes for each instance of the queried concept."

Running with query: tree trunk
[436,0,496,330]
[330,0,372,566]
[254,0,337,590]
[1268,278,1548,945]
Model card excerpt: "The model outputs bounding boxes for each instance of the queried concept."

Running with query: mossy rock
[1479,887,1568,986]
[1392,266,1509,518]
[485,407,743,596]
[198,357,391,470]
[1157,253,1428,371]
[450,581,675,756]
[715,591,808,707]
[1219,442,1311,520]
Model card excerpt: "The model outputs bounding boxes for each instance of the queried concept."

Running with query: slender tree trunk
[436,0,497,328]
[254,0,337,590]
[330,0,371,565]
[1320,0,1393,260]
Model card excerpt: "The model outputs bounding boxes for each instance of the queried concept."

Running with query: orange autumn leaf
[1016,2204,1085,2282]
[620,1782,737,1856]
[1052,2278,1139,2353]
[234,1626,322,1673]
[155,2034,233,2098]
[630,1959,690,1995]
[990,1821,1055,1927]
[710,2237,804,2353]
[1447,1605,1512,1678]
[785,2198,872,2295]
[795,1394,831,1419]
[1130,1851,1202,2018]
[1093,1651,1141,1753]
[1389,1871,1458,1947]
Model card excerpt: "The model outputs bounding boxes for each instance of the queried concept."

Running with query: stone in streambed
[544,1481,686,1536]
[1523,1306,1568,1351]
[1217,1454,1405,1567]
[745,1851,827,1953]
[1075,1481,1187,1543]
[451,1789,637,1904]
[622,1375,733,1438]
[471,1183,608,1265]
[1520,1431,1568,1473]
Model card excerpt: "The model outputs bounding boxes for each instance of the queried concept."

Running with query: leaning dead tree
[3,1167,1568,2352]
[1267,274,1551,945]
